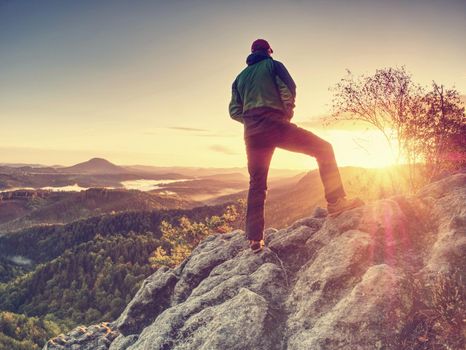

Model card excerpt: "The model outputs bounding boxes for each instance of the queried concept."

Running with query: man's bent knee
[316,140,335,162]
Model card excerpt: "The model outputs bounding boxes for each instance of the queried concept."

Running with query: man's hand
[229,80,244,123]
[285,106,294,120]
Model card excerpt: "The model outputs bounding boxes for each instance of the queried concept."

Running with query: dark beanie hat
[251,39,273,53]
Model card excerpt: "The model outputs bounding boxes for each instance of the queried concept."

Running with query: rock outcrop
[43,174,466,350]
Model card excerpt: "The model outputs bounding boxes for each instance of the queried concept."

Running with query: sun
[330,130,399,169]
[271,129,399,170]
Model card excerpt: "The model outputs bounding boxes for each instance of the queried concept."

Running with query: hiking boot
[249,240,264,253]
[327,197,364,217]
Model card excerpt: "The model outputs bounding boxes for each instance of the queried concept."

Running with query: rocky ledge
[43,173,466,350]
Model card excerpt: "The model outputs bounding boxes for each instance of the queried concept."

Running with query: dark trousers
[245,121,346,241]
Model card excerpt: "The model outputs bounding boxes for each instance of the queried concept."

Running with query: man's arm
[274,61,296,119]
[228,79,244,124]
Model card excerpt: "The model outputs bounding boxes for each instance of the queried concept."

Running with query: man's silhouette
[229,39,363,252]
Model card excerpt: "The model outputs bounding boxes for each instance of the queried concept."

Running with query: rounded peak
[87,157,112,164]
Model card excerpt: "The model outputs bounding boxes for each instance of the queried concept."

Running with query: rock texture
[43,174,466,350]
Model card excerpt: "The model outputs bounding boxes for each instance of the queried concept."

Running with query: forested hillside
[0,202,242,349]
[0,311,65,350]
[0,188,196,233]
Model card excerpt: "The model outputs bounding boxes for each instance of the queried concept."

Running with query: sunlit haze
[1,0,464,169]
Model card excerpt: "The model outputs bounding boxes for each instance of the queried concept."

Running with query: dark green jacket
[229,51,296,124]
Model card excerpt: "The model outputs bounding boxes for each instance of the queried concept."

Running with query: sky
[1,0,465,169]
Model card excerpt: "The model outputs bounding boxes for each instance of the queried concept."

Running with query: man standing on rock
[229,39,364,253]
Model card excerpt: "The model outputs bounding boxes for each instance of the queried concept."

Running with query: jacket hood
[246,51,272,66]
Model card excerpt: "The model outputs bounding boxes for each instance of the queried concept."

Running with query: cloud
[209,145,238,155]
[298,118,327,129]
[171,127,238,138]
[143,126,238,138]
[168,126,209,132]
[194,132,237,138]
[297,115,376,132]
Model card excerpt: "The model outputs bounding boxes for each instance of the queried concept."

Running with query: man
[229,39,364,253]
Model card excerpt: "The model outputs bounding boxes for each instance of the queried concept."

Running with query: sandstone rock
[108,334,138,350]
[171,230,247,304]
[43,322,118,350]
[268,219,324,270]
[113,267,178,335]
[287,264,413,350]
[419,174,466,275]
[147,288,272,350]
[125,248,287,350]
[286,229,373,338]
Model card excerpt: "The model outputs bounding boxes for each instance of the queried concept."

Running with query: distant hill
[267,165,417,227]
[124,165,304,180]
[208,166,413,228]
[149,173,249,202]
[0,163,46,168]
[199,172,248,182]
[0,158,189,191]
[0,188,197,233]
[59,158,129,175]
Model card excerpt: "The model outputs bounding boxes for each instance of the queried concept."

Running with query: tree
[330,67,465,190]
[407,82,466,182]
[330,67,423,162]
[148,200,245,268]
